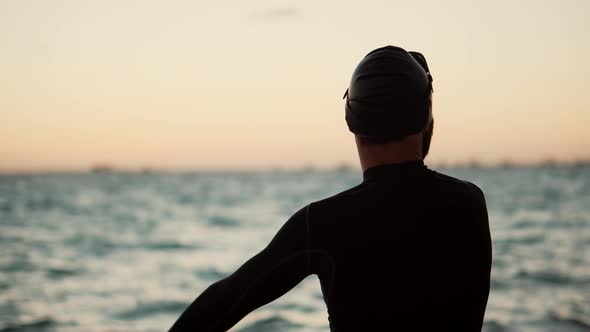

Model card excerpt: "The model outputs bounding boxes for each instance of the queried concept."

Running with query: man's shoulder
[309,182,367,208]
[286,183,365,218]
[280,183,363,224]
[428,169,485,199]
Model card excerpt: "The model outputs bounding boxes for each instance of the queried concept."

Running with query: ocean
[1,166,589,332]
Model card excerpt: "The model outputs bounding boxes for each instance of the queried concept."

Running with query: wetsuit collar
[362,159,426,182]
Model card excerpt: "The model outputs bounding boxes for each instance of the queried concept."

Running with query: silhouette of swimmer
[169,45,492,331]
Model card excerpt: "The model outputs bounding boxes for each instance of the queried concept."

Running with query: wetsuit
[169,160,492,331]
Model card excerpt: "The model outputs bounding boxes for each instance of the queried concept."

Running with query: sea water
[1,166,589,332]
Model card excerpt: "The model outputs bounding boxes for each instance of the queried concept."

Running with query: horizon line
[1,158,589,175]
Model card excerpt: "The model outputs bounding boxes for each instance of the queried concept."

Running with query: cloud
[256,6,300,20]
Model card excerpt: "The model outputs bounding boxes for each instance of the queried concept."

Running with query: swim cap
[343,45,433,139]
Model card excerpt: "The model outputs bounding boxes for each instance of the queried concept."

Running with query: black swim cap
[343,45,433,139]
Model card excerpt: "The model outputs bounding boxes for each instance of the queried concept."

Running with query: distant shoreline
[0,160,589,176]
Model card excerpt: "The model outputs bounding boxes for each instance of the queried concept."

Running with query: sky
[1,0,589,172]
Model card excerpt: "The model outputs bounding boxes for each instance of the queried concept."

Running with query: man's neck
[355,135,424,172]
[358,154,423,172]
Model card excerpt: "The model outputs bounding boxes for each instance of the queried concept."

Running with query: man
[169,45,492,331]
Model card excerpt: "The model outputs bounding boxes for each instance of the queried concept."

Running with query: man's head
[343,46,434,167]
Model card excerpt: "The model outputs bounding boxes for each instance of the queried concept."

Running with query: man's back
[308,160,492,330]
[169,160,492,331]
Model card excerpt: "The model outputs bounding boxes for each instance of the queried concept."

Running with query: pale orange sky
[1,0,589,172]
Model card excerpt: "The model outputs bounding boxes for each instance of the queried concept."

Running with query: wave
[482,320,510,332]
[274,302,317,313]
[548,303,590,330]
[494,233,545,247]
[64,236,199,254]
[46,266,83,279]
[516,268,572,284]
[490,278,509,290]
[207,215,240,227]
[236,315,303,332]
[64,235,116,256]
[0,318,57,332]
[24,197,57,212]
[143,241,200,251]
[194,267,228,280]
[0,201,11,213]
[115,300,188,320]
[0,260,36,273]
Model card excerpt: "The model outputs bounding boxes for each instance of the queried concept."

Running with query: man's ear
[421,118,434,159]
[423,118,434,135]
[423,102,433,134]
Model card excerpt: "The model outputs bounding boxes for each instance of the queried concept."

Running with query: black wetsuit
[169,160,492,331]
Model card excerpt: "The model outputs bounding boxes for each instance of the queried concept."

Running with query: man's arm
[459,183,492,330]
[169,205,313,332]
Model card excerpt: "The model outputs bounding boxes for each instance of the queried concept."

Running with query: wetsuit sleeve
[458,183,492,330]
[168,205,313,332]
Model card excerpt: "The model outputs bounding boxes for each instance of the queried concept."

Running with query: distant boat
[572,160,590,168]
[539,159,558,169]
[466,160,481,169]
[90,164,114,173]
[498,160,515,169]
[334,163,353,172]
[141,167,153,174]
[302,164,316,172]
